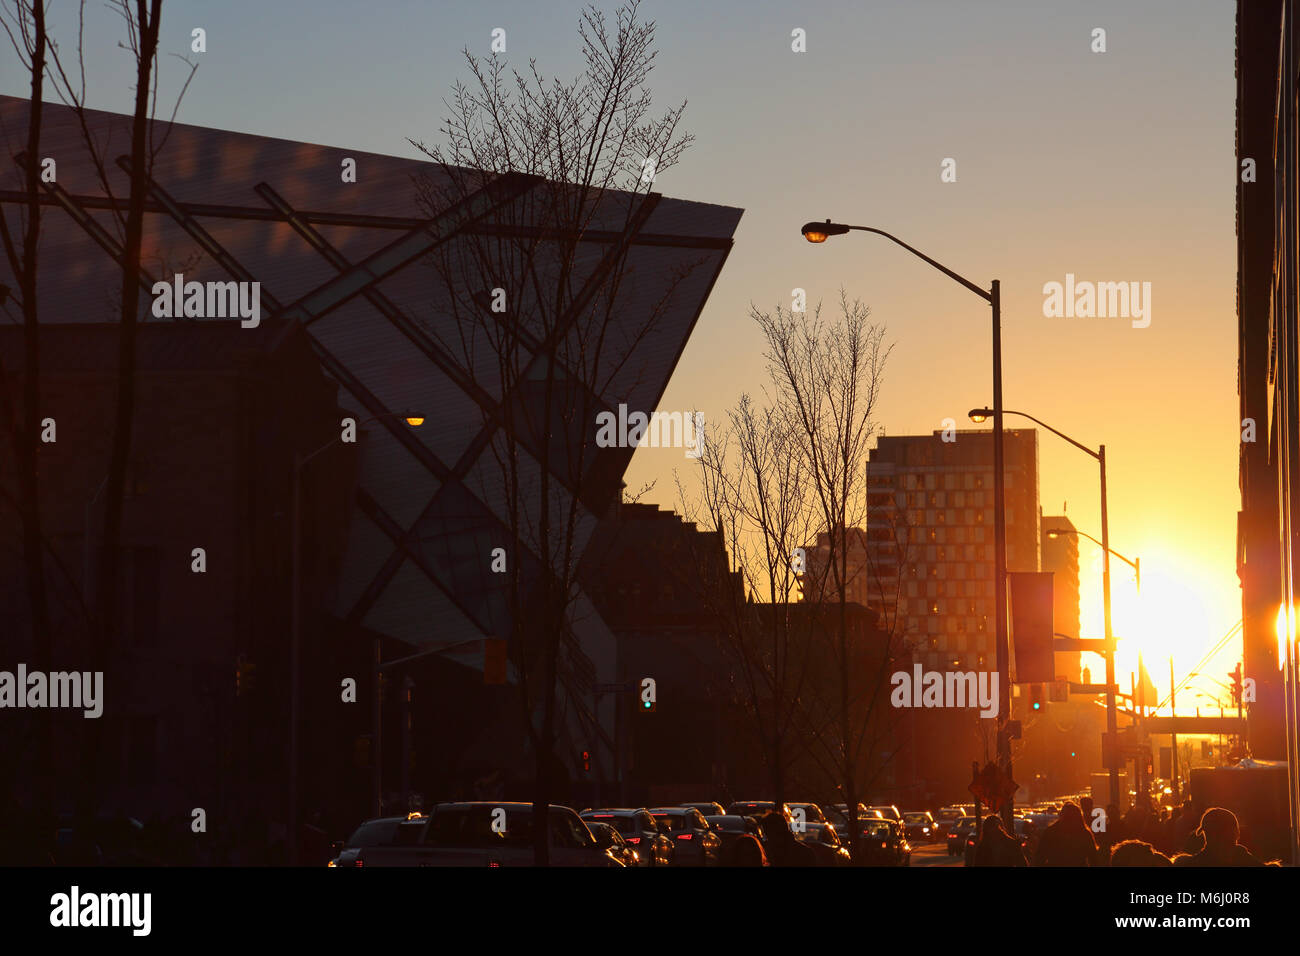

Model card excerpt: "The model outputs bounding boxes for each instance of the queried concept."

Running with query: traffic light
[1028,683,1045,712]
[1229,664,1243,707]
[581,749,591,773]
[1201,741,1213,759]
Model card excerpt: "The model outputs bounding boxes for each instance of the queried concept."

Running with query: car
[356,802,622,867]
[329,812,428,867]
[866,805,903,824]
[946,816,978,856]
[1023,811,1057,833]
[579,809,673,866]
[794,822,852,866]
[858,818,911,866]
[934,806,965,837]
[587,821,639,867]
[680,802,726,817]
[703,814,765,859]
[784,802,827,830]
[648,807,723,866]
[726,801,793,824]
[824,804,882,844]
[902,811,938,843]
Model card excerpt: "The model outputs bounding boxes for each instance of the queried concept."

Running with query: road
[910,842,963,867]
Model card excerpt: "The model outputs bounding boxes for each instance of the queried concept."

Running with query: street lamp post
[802,220,1013,827]
[971,406,1121,812]
[1046,525,1144,797]
[290,410,423,863]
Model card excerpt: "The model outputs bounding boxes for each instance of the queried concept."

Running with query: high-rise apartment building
[864,428,1041,671]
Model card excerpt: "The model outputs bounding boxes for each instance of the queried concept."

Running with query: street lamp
[290,409,422,864]
[1046,527,1140,594]
[804,219,1013,827]
[969,405,1122,812]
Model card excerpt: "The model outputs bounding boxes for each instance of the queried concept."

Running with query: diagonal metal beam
[348,193,664,619]
[115,155,501,480]
[11,153,160,301]
[275,174,538,328]
[252,181,501,424]
[447,192,663,483]
[0,188,735,249]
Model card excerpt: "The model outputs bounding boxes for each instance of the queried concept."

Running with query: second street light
[802,218,1015,827]
[970,405,1122,811]
[1047,525,1143,796]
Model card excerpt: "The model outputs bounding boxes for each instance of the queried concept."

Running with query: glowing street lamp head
[401,410,425,427]
[968,407,993,424]
[801,219,850,243]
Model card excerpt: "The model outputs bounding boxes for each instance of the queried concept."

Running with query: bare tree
[718,291,904,861]
[677,394,820,813]
[0,0,53,845]
[409,1,695,864]
[0,0,195,850]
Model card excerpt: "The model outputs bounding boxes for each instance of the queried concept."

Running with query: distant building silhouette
[1041,513,1081,682]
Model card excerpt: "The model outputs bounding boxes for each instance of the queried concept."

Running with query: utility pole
[1099,445,1120,811]
[1171,658,1180,802]
[991,279,1014,830]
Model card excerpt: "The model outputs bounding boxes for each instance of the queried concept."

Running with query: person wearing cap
[1172,808,1265,867]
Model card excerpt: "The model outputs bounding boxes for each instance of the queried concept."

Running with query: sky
[1,0,1240,703]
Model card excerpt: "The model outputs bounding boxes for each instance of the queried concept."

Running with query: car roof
[434,801,564,810]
